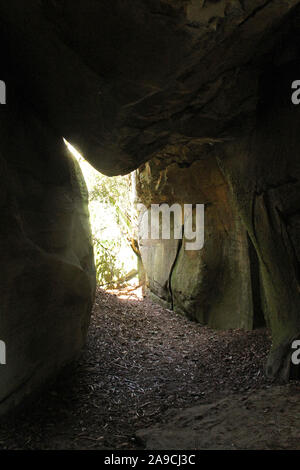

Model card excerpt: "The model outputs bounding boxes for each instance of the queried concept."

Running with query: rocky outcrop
[0,98,95,414]
[136,149,263,330]
[0,0,300,414]
[217,92,300,380]
[1,1,298,174]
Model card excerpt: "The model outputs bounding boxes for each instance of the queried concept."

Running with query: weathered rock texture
[136,150,261,330]
[136,384,300,450]
[0,97,95,414]
[0,0,300,413]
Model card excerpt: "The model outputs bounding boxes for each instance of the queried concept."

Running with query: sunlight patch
[64,138,138,289]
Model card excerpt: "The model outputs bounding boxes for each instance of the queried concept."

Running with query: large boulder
[217,78,300,380]
[0,98,95,414]
[136,149,258,330]
[139,207,180,306]
[0,0,300,415]
[1,0,298,174]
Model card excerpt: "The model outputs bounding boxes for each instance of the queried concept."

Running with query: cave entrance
[64,140,140,292]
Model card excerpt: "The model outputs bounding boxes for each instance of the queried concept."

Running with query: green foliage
[89,173,133,238]
[65,140,138,287]
[78,156,137,287]
[93,238,127,287]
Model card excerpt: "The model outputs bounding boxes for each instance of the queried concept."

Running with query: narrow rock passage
[0,286,272,450]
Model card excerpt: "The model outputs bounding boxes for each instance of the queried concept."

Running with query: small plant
[93,237,127,287]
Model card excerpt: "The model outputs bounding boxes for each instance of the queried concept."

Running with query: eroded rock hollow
[0,0,300,414]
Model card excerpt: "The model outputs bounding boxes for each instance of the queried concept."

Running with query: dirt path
[0,286,274,449]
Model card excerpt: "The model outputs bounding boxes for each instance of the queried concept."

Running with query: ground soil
[0,285,297,450]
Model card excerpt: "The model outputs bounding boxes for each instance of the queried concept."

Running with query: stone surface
[0,0,300,415]
[0,99,95,414]
[139,209,179,305]
[217,90,300,380]
[136,384,300,450]
[0,1,298,175]
[136,152,257,330]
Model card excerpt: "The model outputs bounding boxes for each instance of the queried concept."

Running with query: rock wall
[0,97,95,414]
[217,64,300,380]
[0,0,300,414]
[136,148,262,330]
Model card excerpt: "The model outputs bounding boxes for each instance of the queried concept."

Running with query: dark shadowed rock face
[0,0,300,414]
[1,0,298,174]
[0,98,95,414]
